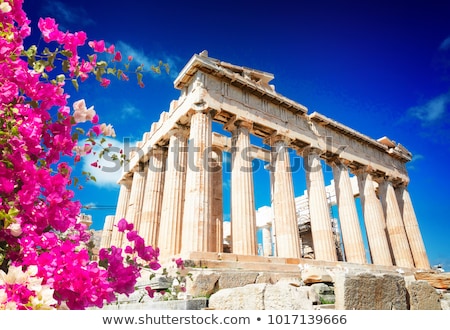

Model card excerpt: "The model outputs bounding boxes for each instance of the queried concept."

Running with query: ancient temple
[100,51,430,271]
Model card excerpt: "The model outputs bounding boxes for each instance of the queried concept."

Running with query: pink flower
[117,218,133,232]
[99,123,116,137]
[100,78,110,88]
[37,17,64,43]
[145,286,155,298]
[128,55,133,62]
[73,99,96,123]
[88,40,105,53]
[113,51,122,62]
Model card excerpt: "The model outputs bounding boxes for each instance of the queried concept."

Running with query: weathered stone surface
[208,283,266,310]
[208,282,315,310]
[334,272,407,310]
[301,266,334,284]
[264,281,313,310]
[414,272,450,289]
[187,271,220,298]
[101,298,208,310]
[218,271,259,289]
[407,280,441,310]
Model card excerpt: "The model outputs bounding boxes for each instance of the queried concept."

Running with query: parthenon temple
[100,51,430,271]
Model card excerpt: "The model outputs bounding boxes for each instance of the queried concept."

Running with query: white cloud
[120,103,142,119]
[439,36,450,50]
[42,0,95,27]
[80,137,137,188]
[409,92,450,124]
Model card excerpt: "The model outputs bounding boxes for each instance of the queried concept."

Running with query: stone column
[110,178,132,247]
[139,147,167,247]
[229,121,257,255]
[378,178,414,268]
[356,169,393,266]
[304,148,337,261]
[261,223,273,256]
[395,184,430,269]
[270,136,301,258]
[100,215,115,249]
[210,147,223,253]
[181,109,212,253]
[122,167,147,248]
[332,161,367,264]
[158,128,188,258]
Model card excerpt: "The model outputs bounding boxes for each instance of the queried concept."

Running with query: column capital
[223,115,253,132]
[163,124,190,142]
[118,174,133,187]
[264,133,291,147]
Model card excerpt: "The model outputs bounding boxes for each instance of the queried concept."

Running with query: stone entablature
[101,51,430,271]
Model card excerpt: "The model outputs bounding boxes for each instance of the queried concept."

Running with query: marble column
[210,147,223,253]
[332,161,367,264]
[261,224,273,256]
[356,170,393,266]
[271,136,301,258]
[379,178,414,268]
[158,128,188,257]
[304,148,337,261]
[181,110,212,253]
[395,184,430,269]
[100,215,115,249]
[122,167,147,248]
[110,178,132,247]
[139,147,167,247]
[230,121,257,255]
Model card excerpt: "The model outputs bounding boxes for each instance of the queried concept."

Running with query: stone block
[208,283,266,310]
[334,272,407,310]
[407,280,441,310]
[218,271,259,289]
[187,271,220,298]
[301,266,334,284]
[414,272,450,289]
[264,281,313,310]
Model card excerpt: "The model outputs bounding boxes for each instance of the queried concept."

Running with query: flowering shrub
[0,0,167,309]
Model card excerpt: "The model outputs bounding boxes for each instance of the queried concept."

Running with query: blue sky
[24,0,450,269]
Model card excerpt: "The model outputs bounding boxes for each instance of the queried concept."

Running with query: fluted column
[332,161,366,264]
[304,148,337,261]
[271,136,301,258]
[395,184,430,269]
[229,120,257,255]
[122,167,147,248]
[181,110,212,253]
[139,147,167,246]
[100,215,115,249]
[356,169,393,266]
[378,178,414,268]
[110,178,132,247]
[210,147,223,253]
[158,128,188,258]
[262,224,273,256]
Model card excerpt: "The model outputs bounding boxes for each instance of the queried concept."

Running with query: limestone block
[301,266,334,284]
[414,272,450,289]
[264,282,313,310]
[407,280,441,310]
[208,283,266,310]
[334,272,407,310]
[441,298,450,310]
[187,271,220,298]
[218,271,259,289]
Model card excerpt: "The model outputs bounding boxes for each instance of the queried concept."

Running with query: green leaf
[71,79,79,91]
[56,74,65,83]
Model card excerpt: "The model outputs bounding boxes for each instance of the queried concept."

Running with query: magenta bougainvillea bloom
[0,0,165,310]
